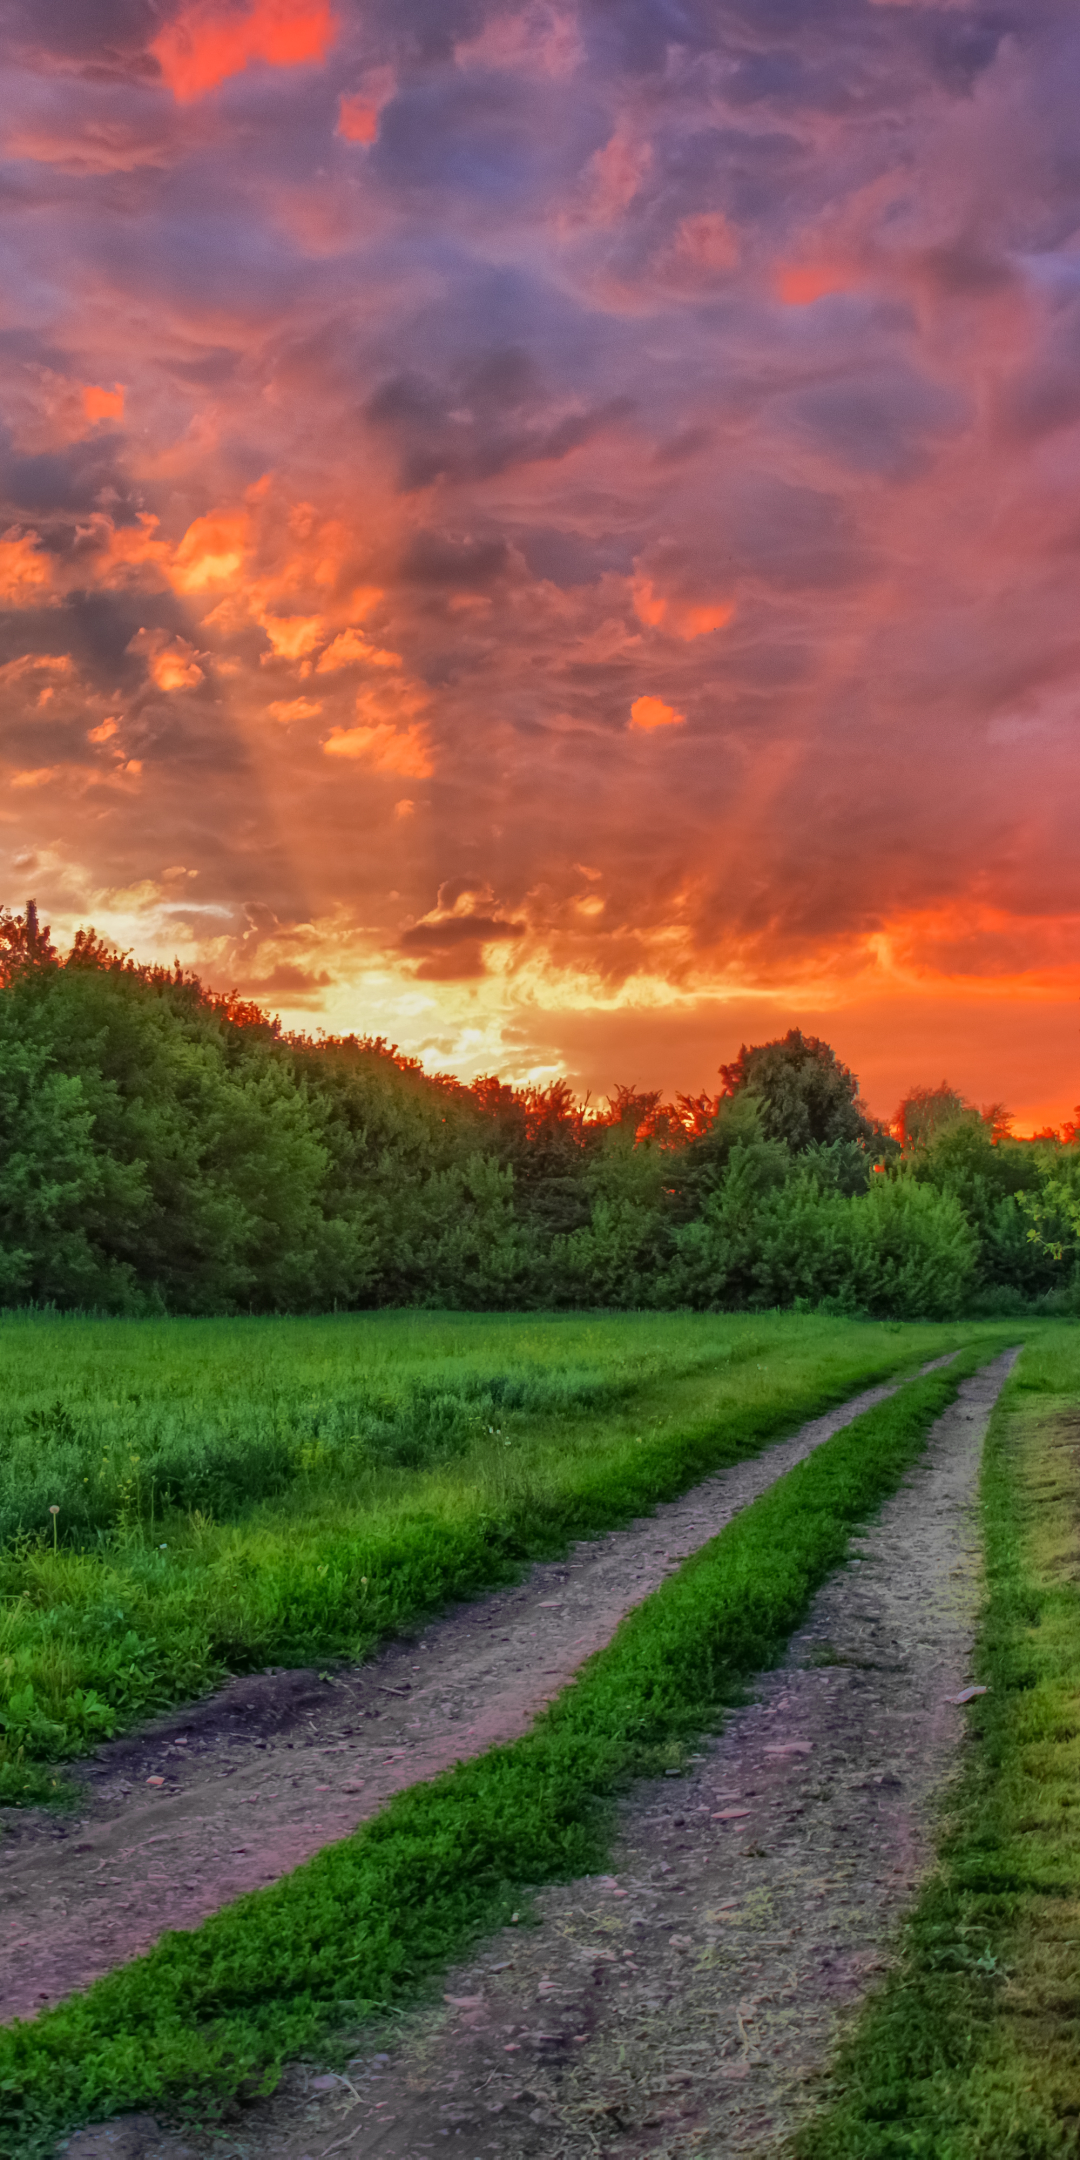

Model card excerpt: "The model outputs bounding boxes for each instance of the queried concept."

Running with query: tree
[893,1082,972,1149]
[0,898,56,984]
[718,1029,883,1153]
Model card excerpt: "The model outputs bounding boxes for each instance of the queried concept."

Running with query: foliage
[894,1081,973,1149]
[719,1027,887,1152]
[0,1351,996,2160]
[0,907,1075,1319]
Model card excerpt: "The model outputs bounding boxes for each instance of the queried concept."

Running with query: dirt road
[4,1374,910,2026]
[87,1349,1014,2160]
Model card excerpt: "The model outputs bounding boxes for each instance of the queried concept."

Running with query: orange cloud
[173,510,249,589]
[323,722,434,777]
[0,529,52,608]
[629,695,685,732]
[152,0,337,103]
[316,627,402,671]
[269,696,322,722]
[775,263,858,306]
[10,767,60,789]
[337,96,378,144]
[633,580,734,640]
[337,71,396,146]
[94,514,173,589]
[127,627,204,690]
[260,613,324,659]
[87,717,119,743]
[0,651,73,687]
[82,384,125,423]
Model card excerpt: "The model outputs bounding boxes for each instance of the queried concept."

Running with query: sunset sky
[3,0,1080,1129]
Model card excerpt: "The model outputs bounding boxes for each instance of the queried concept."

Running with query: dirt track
[59,1349,1015,2160]
[3,1374,909,2026]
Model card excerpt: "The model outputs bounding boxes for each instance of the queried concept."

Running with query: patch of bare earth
[85,1349,1015,2160]
[4,1378,907,2028]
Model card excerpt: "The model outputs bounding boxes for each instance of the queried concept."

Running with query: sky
[2,0,1080,1129]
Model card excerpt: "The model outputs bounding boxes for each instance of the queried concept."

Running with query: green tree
[894,1081,970,1149]
[719,1029,884,1153]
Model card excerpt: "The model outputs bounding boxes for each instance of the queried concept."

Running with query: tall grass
[0,1310,984,1799]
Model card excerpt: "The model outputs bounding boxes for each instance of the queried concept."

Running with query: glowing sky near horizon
[2,0,1080,1127]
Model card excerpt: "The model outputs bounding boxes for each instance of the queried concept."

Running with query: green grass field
[0,1308,986,1801]
[0,1345,1004,2159]
[13,1308,1080,2160]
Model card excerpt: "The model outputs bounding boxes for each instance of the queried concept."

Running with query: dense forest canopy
[1,902,1077,1321]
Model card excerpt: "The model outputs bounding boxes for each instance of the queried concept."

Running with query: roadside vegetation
[792,1322,1080,2160]
[0,1349,1005,2160]
[1,903,1078,1322]
[0,1309,976,1801]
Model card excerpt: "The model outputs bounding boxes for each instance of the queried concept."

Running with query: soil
[58,1346,1016,2160]
[3,1374,912,2028]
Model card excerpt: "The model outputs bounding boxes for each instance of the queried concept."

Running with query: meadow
[0,1334,1003,2156]
[0,1307,980,1801]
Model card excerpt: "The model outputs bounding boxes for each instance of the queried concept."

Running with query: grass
[791,1321,1080,2160]
[0,1343,1006,2160]
[0,1309,984,1801]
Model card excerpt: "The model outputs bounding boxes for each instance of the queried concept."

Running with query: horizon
[2,0,1079,1132]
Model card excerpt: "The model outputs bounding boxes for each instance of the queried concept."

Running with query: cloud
[659,211,741,288]
[629,696,685,732]
[578,126,653,227]
[316,626,402,670]
[633,579,734,641]
[172,509,249,588]
[2,114,186,175]
[337,69,397,147]
[269,695,321,721]
[454,6,583,80]
[7,0,1080,1125]
[322,722,434,777]
[259,614,325,659]
[126,626,204,690]
[775,264,861,306]
[400,896,526,980]
[0,651,74,688]
[0,531,53,608]
[83,384,125,423]
[151,0,338,102]
[10,767,61,789]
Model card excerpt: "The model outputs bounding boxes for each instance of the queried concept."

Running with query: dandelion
[48,1505,59,1553]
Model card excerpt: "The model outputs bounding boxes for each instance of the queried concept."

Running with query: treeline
[1,903,1077,1322]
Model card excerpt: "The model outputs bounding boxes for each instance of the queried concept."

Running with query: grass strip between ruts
[792,1346,1080,2160]
[0,1344,1000,2160]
